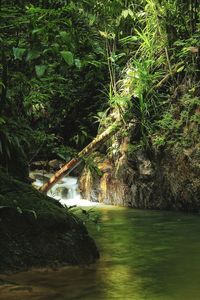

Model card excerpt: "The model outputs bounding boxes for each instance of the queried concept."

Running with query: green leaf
[17,206,23,214]
[128,9,134,18]
[26,49,41,61]
[99,31,109,38]
[74,59,82,69]
[35,65,47,77]
[26,209,37,219]
[177,65,185,73]
[88,14,96,26]
[32,28,43,35]
[119,35,138,45]
[13,47,26,60]
[0,117,5,125]
[59,31,70,43]
[0,81,5,88]
[57,153,67,161]
[121,10,129,18]
[60,51,74,66]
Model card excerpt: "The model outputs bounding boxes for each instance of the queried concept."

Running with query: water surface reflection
[1,207,200,299]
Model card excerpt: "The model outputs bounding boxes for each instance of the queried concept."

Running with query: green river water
[1,206,200,300]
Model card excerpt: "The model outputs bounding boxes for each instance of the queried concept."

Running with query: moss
[0,170,67,218]
[0,171,99,273]
[151,93,200,151]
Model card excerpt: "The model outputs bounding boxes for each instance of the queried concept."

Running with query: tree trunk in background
[40,123,120,193]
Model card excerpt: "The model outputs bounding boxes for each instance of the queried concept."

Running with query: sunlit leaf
[99,31,109,38]
[60,51,74,66]
[121,10,129,18]
[177,65,185,73]
[32,28,43,35]
[74,59,82,69]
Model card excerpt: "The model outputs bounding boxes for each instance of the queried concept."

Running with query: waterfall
[31,172,99,207]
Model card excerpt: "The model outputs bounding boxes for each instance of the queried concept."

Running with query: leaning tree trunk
[40,123,120,193]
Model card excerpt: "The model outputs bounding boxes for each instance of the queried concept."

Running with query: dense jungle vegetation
[0,0,199,174]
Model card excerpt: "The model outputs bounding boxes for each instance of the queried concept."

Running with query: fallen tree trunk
[40,123,120,193]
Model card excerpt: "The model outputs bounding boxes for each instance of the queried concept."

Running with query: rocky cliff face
[79,129,200,212]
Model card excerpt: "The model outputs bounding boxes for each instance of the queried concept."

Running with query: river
[0,175,200,300]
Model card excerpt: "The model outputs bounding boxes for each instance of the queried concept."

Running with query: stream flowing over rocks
[79,124,200,212]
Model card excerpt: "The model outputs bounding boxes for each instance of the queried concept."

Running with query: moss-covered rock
[0,171,99,273]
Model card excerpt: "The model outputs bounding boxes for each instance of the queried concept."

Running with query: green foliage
[104,0,200,150]
[52,145,76,161]
[35,65,47,77]
[60,51,74,66]
[82,155,103,177]
[109,94,131,109]
[126,1,168,136]
[13,47,26,60]
[0,0,199,167]
[0,118,30,161]
[70,207,101,231]
[127,143,142,156]
[28,130,60,162]
[0,1,109,160]
[152,93,200,150]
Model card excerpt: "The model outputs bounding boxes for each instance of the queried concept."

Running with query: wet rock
[30,161,49,171]
[137,151,154,178]
[29,172,50,182]
[48,159,63,171]
[54,186,69,198]
[98,159,113,172]
[79,140,200,212]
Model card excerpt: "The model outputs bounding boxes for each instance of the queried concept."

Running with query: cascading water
[31,172,99,207]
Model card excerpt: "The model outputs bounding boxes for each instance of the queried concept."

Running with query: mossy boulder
[0,171,99,273]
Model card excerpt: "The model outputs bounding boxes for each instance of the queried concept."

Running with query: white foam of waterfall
[32,173,99,207]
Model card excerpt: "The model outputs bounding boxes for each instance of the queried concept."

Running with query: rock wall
[79,135,200,212]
